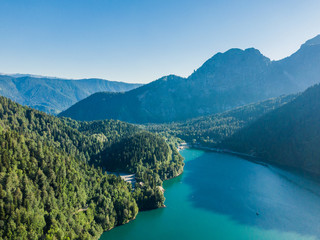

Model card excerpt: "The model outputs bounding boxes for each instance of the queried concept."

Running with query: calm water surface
[100,149,320,240]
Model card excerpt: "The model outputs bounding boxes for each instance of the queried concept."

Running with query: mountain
[0,74,142,114]
[0,73,60,79]
[266,34,320,92]
[221,84,320,175]
[60,35,320,123]
[0,96,183,239]
[60,75,187,123]
[146,93,297,147]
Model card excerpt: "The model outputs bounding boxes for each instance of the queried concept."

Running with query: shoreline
[101,148,185,237]
[100,144,296,239]
[101,142,320,240]
[182,143,320,184]
[178,143,268,168]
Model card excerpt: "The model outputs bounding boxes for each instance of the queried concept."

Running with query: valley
[1,33,320,240]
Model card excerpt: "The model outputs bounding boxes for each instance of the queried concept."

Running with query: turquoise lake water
[100,149,320,240]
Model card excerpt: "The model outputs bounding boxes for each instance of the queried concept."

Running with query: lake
[100,148,320,240]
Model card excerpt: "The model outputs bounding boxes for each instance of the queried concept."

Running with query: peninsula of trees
[0,96,183,239]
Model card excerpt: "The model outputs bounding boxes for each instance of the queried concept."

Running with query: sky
[0,0,320,83]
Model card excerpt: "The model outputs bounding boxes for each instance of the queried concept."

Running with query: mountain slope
[0,74,142,114]
[60,35,320,123]
[146,93,297,147]
[221,84,320,175]
[0,96,183,239]
[59,75,189,123]
[266,34,320,92]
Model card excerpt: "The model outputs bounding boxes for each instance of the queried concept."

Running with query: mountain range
[59,35,320,123]
[0,74,142,114]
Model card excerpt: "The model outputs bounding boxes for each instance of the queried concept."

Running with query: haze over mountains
[60,35,320,123]
[0,74,142,114]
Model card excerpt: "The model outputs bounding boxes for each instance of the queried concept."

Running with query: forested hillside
[98,132,183,180]
[60,35,320,123]
[221,84,320,175]
[96,132,183,210]
[147,94,296,147]
[0,96,183,239]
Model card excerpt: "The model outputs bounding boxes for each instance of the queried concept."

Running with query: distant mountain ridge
[60,34,320,123]
[0,74,142,114]
[0,73,61,79]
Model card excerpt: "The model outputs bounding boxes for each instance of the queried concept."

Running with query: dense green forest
[220,84,320,175]
[96,132,183,180]
[68,121,184,210]
[95,132,184,210]
[0,96,183,239]
[146,94,296,148]
[0,128,138,239]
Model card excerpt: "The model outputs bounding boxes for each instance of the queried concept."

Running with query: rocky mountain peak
[302,34,320,47]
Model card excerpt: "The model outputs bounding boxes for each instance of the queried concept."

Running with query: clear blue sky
[0,0,320,83]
